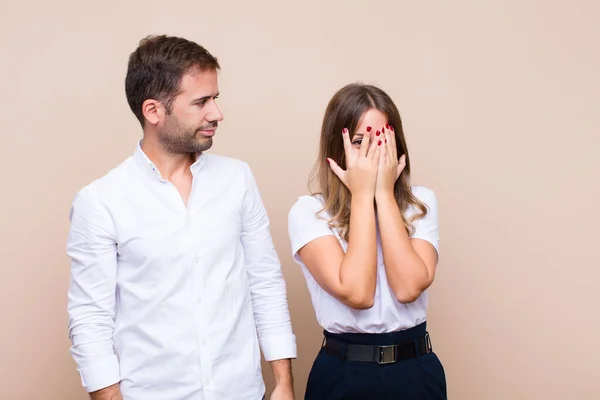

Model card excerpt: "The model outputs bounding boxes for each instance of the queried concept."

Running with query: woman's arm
[296,193,378,309]
[375,191,438,303]
[292,129,381,309]
[374,126,439,303]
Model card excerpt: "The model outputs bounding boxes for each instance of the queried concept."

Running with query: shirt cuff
[259,334,297,362]
[78,355,121,393]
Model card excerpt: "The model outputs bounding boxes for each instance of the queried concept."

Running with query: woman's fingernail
[385,139,387,143]
[382,127,385,133]
[386,123,390,129]
[390,125,394,131]
[378,140,382,146]
[326,158,331,164]
[376,130,381,136]
[342,128,348,134]
[366,126,372,132]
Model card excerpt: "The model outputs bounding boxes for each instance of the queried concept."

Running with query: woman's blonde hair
[309,83,428,241]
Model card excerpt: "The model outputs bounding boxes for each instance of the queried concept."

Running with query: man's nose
[207,102,223,122]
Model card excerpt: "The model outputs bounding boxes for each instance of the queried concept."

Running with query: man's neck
[140,138,198,181]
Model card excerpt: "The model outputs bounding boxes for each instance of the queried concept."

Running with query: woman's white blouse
[287,185,440,334]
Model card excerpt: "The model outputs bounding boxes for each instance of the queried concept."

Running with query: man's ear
[142,99,163,126]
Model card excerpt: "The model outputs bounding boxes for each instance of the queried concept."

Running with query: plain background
[1,0,598,399]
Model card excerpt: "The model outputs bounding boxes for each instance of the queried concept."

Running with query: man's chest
[111,179,246,275]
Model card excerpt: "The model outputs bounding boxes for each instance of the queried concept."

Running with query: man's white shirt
[66,142,297,400]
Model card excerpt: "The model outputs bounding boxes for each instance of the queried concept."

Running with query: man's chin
[194,137,213,152]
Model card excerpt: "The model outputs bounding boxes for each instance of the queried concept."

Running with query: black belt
[323,332,432,364]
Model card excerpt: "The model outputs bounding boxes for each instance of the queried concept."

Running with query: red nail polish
[366,126,372,132]
[376,130,380,136]
[386,123,390,129]
[390,125,394,131]
[385,139,387,143]
[342,128,348,134]
[378,140,382,146]
[326,158,330,164]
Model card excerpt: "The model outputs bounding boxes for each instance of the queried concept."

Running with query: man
[66,35,297,400]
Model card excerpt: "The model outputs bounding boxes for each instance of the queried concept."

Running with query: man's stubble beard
[158,115,214,155]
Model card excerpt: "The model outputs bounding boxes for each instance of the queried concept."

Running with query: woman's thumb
[327,158,343,179]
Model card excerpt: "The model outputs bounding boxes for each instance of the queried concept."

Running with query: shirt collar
[133,140,205,180]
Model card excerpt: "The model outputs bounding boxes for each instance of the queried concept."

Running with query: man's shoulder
[70,157,134,210]
[202,153,257,185]
[203,153,249,171]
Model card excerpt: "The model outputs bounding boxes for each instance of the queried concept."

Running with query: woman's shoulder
[289,193,325,216]
[410,185,437,206]
[287,194,333,240]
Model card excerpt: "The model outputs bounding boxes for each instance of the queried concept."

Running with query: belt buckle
[424,332,433,353]
[378,345,397,364]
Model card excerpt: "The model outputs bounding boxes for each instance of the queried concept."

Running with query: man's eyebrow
[191,93,219,104]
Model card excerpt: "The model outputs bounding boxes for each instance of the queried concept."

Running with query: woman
[287,83,447,399]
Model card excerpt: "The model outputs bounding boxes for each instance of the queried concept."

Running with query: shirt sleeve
[287,195,336,263]
[66,186,120,392]
[409,187,440,257]
[240,163,297,362]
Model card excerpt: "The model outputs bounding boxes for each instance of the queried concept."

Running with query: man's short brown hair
[125,35,220,126]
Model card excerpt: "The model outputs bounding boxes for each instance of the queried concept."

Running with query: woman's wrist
[375,188,396,203]
[351,190,376,205]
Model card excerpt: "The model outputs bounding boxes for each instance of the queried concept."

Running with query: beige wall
[1,1,599,399]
